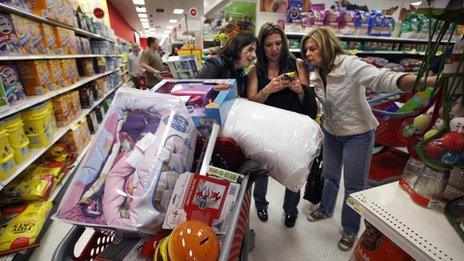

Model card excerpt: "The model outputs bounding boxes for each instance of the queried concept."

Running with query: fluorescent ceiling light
[166,25,174,29]
[173,9,184,14]
[138,13,148,18]
[136,7,147,13]
[132,0,145,5]
[148,28,156,31]
[411,1,422,5]
[169,19,177,23]
[165,30,171,33]
[140,18,149,22]
[142,24,150,28]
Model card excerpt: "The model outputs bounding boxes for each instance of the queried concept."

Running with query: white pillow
[221,98,323,192]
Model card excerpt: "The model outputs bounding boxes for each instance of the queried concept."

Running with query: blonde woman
[301,28,436,250]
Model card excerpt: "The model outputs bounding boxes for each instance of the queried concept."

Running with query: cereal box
[17,60,56,95]
[0,63,26,104]
[10,14,34,55]
[52,94,72,127]
[28,20,44,55]
[29,0,60,21]
[54,27,69,55]
[0,0,31,12]
[61,59,79,84]
[69,90,80,118]
[48,60,65,89]
[0,12,21,55]
[39,23,57,54]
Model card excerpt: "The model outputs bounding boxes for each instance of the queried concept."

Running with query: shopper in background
[128,42,143,89]
[247,22,318,228]
[197,31,257,97]
[301,27,437,251]
[140,37,165,88]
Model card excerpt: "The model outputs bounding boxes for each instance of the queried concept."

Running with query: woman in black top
[197,31,257,97]
[247,22,318,228]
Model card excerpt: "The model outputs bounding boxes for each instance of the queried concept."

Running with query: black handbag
[303,151,324,204]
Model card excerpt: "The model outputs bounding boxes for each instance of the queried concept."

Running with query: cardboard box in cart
[152,79,237,128]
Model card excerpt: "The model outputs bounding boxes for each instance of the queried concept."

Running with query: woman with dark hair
[247,22,317,228]
[197,31,257,97]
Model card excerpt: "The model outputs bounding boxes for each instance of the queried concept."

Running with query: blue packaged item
[286,0,303,23]
[368,11,383,36]
[381,16,394,36]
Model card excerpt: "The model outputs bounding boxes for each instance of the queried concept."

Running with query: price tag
[347,197,365,215]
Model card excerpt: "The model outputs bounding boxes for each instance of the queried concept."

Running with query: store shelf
[286,31,455,44]
[0,68,120,120]
[347,182,464,261]
[0,85,119,190]
[290,48,432,56]
[0,54,120,61]
[0,3,114,42]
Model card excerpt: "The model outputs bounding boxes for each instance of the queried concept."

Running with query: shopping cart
[367,92,411,186]
[52,124,255,261]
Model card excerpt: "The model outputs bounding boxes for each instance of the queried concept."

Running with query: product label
[164,114,189,133]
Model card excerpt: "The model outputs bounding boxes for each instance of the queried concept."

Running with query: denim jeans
[253,174,300,215]
[318,128,375,235]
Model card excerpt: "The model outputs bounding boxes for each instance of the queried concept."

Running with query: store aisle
[249,177,360,261]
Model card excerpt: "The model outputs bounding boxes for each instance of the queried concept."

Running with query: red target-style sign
[93,8,105,19]
[189,7,198,17]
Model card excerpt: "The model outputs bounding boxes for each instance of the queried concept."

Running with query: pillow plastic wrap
[221,98,323,192]
[56,88,198,234]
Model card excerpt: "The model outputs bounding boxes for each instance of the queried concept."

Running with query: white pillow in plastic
[221,98,323,192]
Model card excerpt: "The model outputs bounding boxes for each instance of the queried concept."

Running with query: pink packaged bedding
[56,88,198,234]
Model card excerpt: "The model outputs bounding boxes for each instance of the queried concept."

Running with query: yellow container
[22,103,54,148]
[0,122,16,181]
[4,114,30,164]
[44,101,57,133]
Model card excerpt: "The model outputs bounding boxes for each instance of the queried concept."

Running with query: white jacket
[312,55,407,136]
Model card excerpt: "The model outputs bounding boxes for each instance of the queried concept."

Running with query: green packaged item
[0,81,9,111]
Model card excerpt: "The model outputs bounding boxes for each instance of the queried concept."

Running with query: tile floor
[248,177,363,261]
[29,176,361,261]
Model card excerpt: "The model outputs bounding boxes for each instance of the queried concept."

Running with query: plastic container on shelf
[44,101,58,133]
[413,168,450,208]
[4,114,30,164]
[0,122,16,181]
[22,103,55,148]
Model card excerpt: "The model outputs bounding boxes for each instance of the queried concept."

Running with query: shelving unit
[0,3,114,42]
[0,68,120,120]
[0,83,121,190]
[347,182,464,261]
[286,31,456,44]
[0,54,121,61]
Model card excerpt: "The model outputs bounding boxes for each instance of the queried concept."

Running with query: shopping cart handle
[51,226,86,261]
[368,92,403,106]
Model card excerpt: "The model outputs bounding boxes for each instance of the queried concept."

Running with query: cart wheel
[240,229,256,260]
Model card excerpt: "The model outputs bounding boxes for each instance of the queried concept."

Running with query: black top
[257,57,317,119]
[197,55,248,97]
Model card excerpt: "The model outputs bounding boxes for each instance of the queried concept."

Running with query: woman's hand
[288,77,304,95]
[264,75,289,94]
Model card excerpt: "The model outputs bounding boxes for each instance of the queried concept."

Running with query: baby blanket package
[56,88,198,234]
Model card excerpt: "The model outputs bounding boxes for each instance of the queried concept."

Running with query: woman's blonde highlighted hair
[300,28,345,77]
